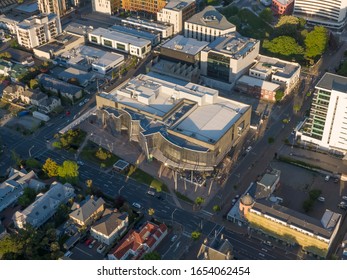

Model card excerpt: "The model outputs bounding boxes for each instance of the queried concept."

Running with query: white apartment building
[88,27,151,58]
[184,6,236,42]
[92,0,120,15]
[157,0,196,34]
[122,17,174,39]
[200,34,260,86]
[293,0,347,30]
[38,0,71,17]
[16,13,62,49]
[297,73,347,154]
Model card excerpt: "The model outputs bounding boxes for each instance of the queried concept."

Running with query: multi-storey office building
[16,13,62,49]
[96,73,251,171]
[297,73,347,154]
[157,0,196,34]
[293,0,347,31]
[184,6,236,42]
[122,0,166,15]
[92,0,121,15]
[200,34,260,86]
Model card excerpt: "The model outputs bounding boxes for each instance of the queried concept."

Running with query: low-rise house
[197,234,233,260]
[7,48,35,67]
[57,68,95,87]
[91,209,128,245]
[9,64,29,82]
[29,90,48,106]
[0,168,40,213]
[2,83,25,101]
[13,181,75,229]
[69,196,105,227]
[38,96,61,114]
[37,73,82,101]
[108,222,168,260]
[0,59,12,76]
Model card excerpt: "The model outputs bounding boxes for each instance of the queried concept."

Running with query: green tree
[293,104,301,113]
[337,61,347,77]
[212,205,221,212]
[57,160,79,183]
[0,52,11,60]
[263,36,304,57]
[143,251,161,260]
[25,158,41,169]
[259,8,273,23]
[304,26,328,59]
[11,150,23,167]
[148,208,155,216]
[275,16,301,37]
[0,235,23,259]
[52,141,62,149]
[191,231,201,241]
[195,196,205,205]
[43,158,59,177]
[275,90,285,102]
[95,148,108,160]
[150,179,162,192]
[17,188,37,208]
[29,79,38,89]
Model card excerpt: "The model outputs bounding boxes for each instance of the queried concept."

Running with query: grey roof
[64,22,94,36]
[164,0,195,11]
[38,74,82,96]
[162,35,209,55]
[111,25,159,42]
[13,181,75,228]
[251,200,341,239]
[186,6,235,30]
[7,48,33,62]
[30,91,48,101]
[69,197,105,223]
[316,72,347,93]
[92,209,128,236]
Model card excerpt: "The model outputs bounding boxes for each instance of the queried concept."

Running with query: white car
[325,175,330,181]
[132,202,141,209]
[342,196,347,201]
[78,102,84,106]
[89,240,96,249]
[317,197,325,202]
[97,244,105,253]
[171,235,178,242]
[147,190,156,196]
[246,146,252,153]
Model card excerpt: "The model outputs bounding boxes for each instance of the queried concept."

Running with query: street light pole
[28,145,35,157]
[171,208,178,224]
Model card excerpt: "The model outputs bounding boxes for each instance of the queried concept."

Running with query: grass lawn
[127,166,168,193]
[80,140,119,168]
[222,8,273,40]
[175,191,194,204]
[207,0,222,5]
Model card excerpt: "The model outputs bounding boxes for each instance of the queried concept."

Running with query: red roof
[109,222,167,260]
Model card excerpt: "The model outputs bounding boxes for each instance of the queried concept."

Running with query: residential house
[197,234,233,260]
[108,222,168,260]
[69,196,105,227]
[13,181,75,229]
[9,64,29,82]
[91,209,128,245]
[0,168,39,213]
[7,48,35,67]
[38,96,61,114]
[37,73,82,101]
[29,90,48,106]
[2,83,25,101]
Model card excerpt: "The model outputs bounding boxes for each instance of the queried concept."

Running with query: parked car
[317,197,325,202]
[342,196,347,201]
[171,235,178,242]
[246,146,252,153]
[77,161,84,166]
[231,198,237,205]
[89,240,96,249]
[325,175,330,181]
[146,190,156,196]
[132,202,141,209]
[97,244,105,253]
[64,251,73,257]
[85,238,92,246]
[334,178,339,183]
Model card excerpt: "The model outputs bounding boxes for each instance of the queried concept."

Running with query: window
[103,39,112,47]
[90,36,98,43]
[116,43,126,51]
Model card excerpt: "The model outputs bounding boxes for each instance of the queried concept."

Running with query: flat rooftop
[101,73,250,144]
[206,33,259,59]
[316,72,347,93]
[186,6,235,30]
[35,33,81,53]
[90,28,151,48]
[64,22,94,36]
[110,25,158,41]
[238,75,280,92]
[122,17,172,30]
[162,35,209,56]
[14,2,38,13]
[164,0,195,11]
[252,55,300,79]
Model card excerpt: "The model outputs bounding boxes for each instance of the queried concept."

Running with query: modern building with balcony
[296,73,347,154]
[293,0,347,31]
[16,13,62,49]
[96,73,251,171]
[122,0,167,15]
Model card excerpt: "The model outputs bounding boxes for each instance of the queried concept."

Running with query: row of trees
[43,158,79,184]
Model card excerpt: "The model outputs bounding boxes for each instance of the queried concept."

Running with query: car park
[317,197,325,202]
[132,202,141,209]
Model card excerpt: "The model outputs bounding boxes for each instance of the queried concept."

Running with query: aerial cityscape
[0,0,347,261]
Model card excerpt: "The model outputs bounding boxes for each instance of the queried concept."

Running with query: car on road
[132,202,141,209]
[246,146,252,153]
[317,197,325,202]
[79,102,84,107]
[171,235,178,242]
[147,190,156,196]
[325,175,330,181]
[85,98,90,103]
[338,202,347,210]
[89,240,96,249]
[342,196,347,201]
[235,195,240,199]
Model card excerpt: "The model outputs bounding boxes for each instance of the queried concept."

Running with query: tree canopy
[143,251,161,260]
[57,160,79,183]
[304,26,328,59]
[263,36,304,57]
[43,158,59,177]
[259,8,273,23]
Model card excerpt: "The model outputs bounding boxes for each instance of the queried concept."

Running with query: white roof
[238,75,280,92]
[162,35,209,55]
